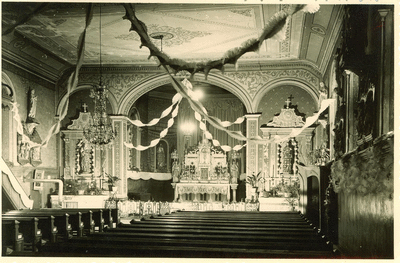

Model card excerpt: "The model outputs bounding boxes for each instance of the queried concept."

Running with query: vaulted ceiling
[2,2,343,84]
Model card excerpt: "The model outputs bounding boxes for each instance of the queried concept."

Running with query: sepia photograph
[1,0,396,261]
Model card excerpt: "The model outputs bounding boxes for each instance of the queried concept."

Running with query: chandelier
[83,5,116,147]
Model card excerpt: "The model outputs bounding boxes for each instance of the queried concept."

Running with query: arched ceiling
[2,2,342,84]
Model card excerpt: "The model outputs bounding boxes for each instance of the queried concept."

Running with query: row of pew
[38,210,338,258]
[2,207,119,256]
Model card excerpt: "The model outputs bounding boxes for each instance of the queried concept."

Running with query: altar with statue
[171,138,239,203]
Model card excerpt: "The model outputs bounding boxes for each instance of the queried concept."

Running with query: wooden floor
[36,210,337,258]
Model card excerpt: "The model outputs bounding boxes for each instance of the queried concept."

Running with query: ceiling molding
[319,6,344,76]
[2,50,58,87]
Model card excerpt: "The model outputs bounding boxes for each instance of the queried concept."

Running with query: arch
[118,73,253,116]
[2,72,19,165]
[252,79,320,111]
[56,85,118,117]
[2,72,16,100]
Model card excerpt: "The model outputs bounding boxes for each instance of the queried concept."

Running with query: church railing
[115,200,173,219]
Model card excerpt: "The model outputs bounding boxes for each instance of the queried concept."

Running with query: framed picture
[33,169,45,190]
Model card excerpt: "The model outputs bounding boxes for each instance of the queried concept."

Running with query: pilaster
[110,116,129,198]
[245,113,261,199]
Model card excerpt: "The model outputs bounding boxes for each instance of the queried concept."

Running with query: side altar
[171,138,239,203]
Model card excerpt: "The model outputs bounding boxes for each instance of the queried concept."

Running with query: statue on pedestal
[172,159,181,183]
[230,160,238,184]
[17,88,42,166]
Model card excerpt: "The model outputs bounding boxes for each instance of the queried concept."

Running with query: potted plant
[106,173,121,192]
[246,172,262,200]
[78,183,86,195]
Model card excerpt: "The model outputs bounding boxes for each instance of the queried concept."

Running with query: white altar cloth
[126,171,171,181]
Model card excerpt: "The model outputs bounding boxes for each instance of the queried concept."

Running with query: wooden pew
[39,211,334,258]
[37,208,114,231]
[2,215,58,243]
[2,220,24,254]
[6,210,83,237]
[38,209,96,234]
[5,211,72,241]
[100,208,114,228]
[2,217,42,252]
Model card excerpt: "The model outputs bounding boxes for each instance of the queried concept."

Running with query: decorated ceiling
[2,2,341,82]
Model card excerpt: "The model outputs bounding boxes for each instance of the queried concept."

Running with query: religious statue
[172,159,181,183]
[156,144,166,171]
[17,89,42,166]
[318,82,328,109]
[230,160,238,184]
[28,88,37,119]
[215,162,222,175]
[77,140,92,174]
[189,162,196,175]
[282,142,294,174]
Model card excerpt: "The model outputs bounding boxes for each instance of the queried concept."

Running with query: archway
[120,73,249,202]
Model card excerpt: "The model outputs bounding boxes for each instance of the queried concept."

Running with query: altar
[171,138,239,203]
[50,195,110,208]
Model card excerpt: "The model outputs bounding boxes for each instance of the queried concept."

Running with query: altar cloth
[127,171,172,181]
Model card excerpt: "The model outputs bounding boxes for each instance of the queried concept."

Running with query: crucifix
[82,103,88,112]
[285,95,294,108]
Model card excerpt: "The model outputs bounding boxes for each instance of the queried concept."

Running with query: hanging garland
[330,132,394,199]
[9,3,322,153]
[126,92,182,127]
[124,98,181,151]
[122,3,320,79]
[11,4,94,149]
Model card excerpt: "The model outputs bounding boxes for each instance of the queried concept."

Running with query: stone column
[171,183,178,201]
[230,184,238,202]
[245,114,261,200]
[378,9,389,135]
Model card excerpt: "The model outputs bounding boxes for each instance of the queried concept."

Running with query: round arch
[2,72,16,98]
[118,73,253,116]
[56,85,118,117]
[252,79,320,111]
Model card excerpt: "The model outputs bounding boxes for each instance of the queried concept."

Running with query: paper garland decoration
[126,93,182,127]
[124,98,182,151]
[9,3,325,156]
[11,4,94,149]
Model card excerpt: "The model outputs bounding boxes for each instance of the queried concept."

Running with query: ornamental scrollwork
[225,69,319,99]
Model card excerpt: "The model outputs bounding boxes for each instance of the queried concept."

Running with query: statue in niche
[77,140,92,174]
[282,141,294,174]
[156,144,166,171]
[17,88,42,166]
[189,162,196,175]
[215,162,222,175]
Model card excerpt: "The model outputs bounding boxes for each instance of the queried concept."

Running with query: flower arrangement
[106,173,121,187]
[330,134,393,199]
[64,179,79,195]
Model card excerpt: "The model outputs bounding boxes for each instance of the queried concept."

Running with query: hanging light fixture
[83,4,116,147]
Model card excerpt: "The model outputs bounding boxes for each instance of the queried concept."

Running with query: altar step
[40,211,337,258]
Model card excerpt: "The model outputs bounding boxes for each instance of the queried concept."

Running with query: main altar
[171,138,239,203]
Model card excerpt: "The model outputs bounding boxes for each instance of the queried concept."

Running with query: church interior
[1,2,395,259]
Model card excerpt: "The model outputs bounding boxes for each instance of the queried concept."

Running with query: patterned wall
[257,85,317,127]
